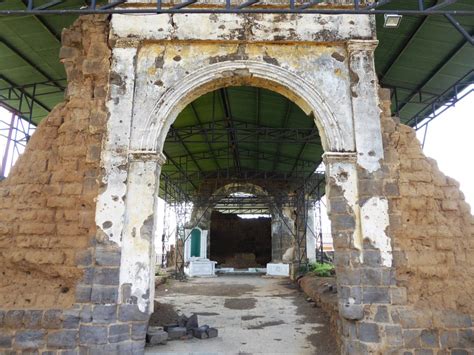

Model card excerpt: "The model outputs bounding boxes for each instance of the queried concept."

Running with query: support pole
[1,111,15,177]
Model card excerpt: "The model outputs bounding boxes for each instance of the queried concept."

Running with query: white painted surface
[119,159,161,313]
[266,263,290,276]
[111,13,373,43]
[95,47,137,246]
[360,197,392,267]
[325,153,363,255]
[184,258,217,277]
[306,205,317,263]
[347,40,385,173]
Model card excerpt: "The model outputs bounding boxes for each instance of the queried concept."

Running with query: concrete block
[403,329,421,348]
[186,314,198,330]
[451,350,469,355]
[93,267,120,285]
[167,326,187,340]
[81,268,94,285]
[332,214,355,230]
[420,329,438,347]
[43,309,63,329]
[0,331,13,348]
[75,250,92,267]
[442,312,472,328]
[63,310,81,329]
[80,305,93,323]
[358,323,380,343]
[91,285,118,304]
[177,314,188,327]
[47,330,78,349]
[363,250,382,266]
[95,246,121,266]
[131,323,147,341]
[361,268,381,285]
[384,325,403,347]
[207,328,218,338]
[414,350,433,355]
[118,304,148,322]
[459,328,474,347]
[374,306,389,322]
[5,310,25,328]
[266,263,289,276]
[92,305,117,323]
[193,326,209,339]
[146,328,168,345]
[440,330,458,348]
[79,325,108,345]
[108,324,130,343]
[163,324,178,331]
[338,269,361,285]
[15,330,46,349]
[363,287,390,304]
[75,285,92,303]
[24,310,43,329]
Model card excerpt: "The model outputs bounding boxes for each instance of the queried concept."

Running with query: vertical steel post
[1,111,15,177]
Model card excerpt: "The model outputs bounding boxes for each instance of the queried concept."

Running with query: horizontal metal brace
[1,2,473,15]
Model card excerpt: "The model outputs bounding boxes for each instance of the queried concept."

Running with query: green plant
[309,262,335,277]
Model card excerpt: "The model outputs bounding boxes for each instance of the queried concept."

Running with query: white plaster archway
[134,60,352,154]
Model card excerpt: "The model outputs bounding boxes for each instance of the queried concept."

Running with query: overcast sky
[415,87,473,208]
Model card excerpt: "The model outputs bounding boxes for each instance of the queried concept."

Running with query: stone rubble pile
[146,314,218,346]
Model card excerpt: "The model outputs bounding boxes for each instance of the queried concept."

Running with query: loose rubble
[146,313,218,346]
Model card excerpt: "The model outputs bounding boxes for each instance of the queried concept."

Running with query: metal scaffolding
[0,110,35,178]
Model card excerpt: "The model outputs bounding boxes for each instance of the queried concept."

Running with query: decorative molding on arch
[136,60,353,153]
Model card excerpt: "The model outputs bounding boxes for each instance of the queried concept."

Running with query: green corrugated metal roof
[0,3,472,196]
[374,0,474,125]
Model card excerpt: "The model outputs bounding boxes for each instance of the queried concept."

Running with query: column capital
[323,151,357,164]
[128,150,167,165]
[346,40,379,53]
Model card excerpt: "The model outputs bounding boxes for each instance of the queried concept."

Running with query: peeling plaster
[327,157,363,254]
[360,197,392,267]
[99,12,384,317]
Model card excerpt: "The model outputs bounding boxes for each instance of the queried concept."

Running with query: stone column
[306,203,317,263]
[347,40,384,174]
[119,152,166,315]
[271,205,295,262]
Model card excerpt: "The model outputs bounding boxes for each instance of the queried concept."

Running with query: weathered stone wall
[298,276,340,350]
[0,16,150,354]
[0,15,110,311]
[379,89,474,353]
[325,89,474,354]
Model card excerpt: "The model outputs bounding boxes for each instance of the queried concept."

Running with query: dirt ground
[147,275,337,355]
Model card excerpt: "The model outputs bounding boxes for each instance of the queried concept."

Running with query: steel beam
[189,101,221,169]
[219,88,242,174]
[396,38,471,115]
[0,75,51,114]
[1,3,473,15]
[0,38,64,90]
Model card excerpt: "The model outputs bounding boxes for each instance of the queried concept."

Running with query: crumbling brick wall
[379,89,474,352]
[381,92,474,314]
[0,15,110,309]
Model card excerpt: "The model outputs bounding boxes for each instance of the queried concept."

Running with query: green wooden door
[190,229,201,257]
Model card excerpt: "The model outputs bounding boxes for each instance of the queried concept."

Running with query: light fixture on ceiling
[384,14,403,28]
